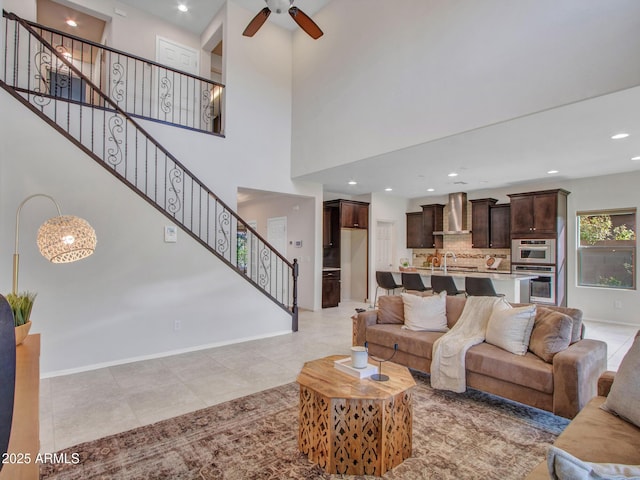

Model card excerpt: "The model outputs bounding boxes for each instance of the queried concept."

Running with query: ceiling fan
[243,0,324,39]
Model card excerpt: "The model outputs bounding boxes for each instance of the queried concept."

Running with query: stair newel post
[292,258,299,332]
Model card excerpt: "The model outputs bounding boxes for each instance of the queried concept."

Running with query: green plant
[6,291,37,327]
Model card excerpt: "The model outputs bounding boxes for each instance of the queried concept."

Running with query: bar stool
[374,271,402,305]
[464,277,504,297]
[401,272,432,294]
[431,275,465,296]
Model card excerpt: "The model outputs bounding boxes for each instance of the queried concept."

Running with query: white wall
[291,0,640,178]
[367,193,411,303]
[0,0,326,374]
[237,194,316,310]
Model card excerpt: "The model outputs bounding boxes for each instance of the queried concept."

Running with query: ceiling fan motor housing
[266,0,294,14]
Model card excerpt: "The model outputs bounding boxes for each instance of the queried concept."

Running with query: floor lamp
[13,194,97,294]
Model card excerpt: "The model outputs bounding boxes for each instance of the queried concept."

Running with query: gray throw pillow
[601,335,640,429]
[547,446,640,479]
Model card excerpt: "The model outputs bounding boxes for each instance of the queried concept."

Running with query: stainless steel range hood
[433,192,471,235]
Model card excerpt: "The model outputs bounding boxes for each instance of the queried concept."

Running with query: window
[577,209,636,289]
[49,70,87,102]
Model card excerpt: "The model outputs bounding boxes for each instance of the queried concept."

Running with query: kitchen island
[389,268,534,303]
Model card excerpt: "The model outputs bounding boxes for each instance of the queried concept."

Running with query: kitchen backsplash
[412,233,511,271]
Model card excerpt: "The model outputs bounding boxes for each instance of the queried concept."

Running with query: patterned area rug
[40,371,567,479]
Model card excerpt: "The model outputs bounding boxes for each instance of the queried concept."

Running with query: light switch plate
[164,225,177,243]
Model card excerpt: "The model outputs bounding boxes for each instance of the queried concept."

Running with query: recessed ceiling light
[427,188,435,192]
[632,156,640,161]
[384,187,393,192]
[348,180,357,185]
[448,172,458,177]
[611,133,629,140]
[66,19,77,27]
[547,170,559,174]
[178,4,188,12]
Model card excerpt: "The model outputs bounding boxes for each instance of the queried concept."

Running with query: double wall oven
[512,239,557,305]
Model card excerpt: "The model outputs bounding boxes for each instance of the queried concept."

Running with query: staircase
[1,11,299,330]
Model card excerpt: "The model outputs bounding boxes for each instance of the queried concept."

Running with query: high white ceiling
[297,85,640,198]
[116,0,330,35]
[42,0,640,200]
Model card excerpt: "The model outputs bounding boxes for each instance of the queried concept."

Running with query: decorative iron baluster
[106,114,124,166]
[217,206,231,257]
[167,165,182,215]
[159,74,172,115]
[111,60,125,103]
[32,47,52,106]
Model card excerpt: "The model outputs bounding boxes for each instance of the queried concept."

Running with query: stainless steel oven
[512,239,556,265]
[513,265,556,305]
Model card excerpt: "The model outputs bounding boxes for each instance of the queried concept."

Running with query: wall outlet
[173,319,181,331]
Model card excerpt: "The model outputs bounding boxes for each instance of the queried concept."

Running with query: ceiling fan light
[266,0,293,14]
[37,215,97,263]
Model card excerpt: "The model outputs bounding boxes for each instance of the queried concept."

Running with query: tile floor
[39,301,638,453]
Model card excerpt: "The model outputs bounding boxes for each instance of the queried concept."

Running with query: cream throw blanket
[430,296,502,393]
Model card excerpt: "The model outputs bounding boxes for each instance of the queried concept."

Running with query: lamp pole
[13,194,62,295]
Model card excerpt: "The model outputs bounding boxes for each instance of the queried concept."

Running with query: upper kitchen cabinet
[323,205,339,248]
[470,198,497,248]
[508,189,569,237]
[471,199,510,249]
[329,200,369,229]
[406,204,444,249]
[489,204,511,248]
[406,212,425,248]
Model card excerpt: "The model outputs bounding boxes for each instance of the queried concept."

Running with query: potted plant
[6,291,36,346]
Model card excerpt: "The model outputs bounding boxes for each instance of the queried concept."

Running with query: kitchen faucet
[443,251,457,274]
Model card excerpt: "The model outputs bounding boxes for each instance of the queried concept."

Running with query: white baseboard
[41,329,293,379]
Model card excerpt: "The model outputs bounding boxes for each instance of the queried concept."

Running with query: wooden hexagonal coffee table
[297,355,416,476]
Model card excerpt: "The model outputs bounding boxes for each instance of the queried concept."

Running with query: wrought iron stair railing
[3,10,224,135]
[1,11,298,330]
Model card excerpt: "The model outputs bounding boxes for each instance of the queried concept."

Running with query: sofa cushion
[552,396,640,466]
[401,291,448,332]
[366,324,443,360]
[466,342,554,393]
[549,306,583,344]
[486,302,536,356]
[377,295,404,324]
[445,296,466,328]
[547,446,640,480]
[529,308,573,363]
[601,335,640,428]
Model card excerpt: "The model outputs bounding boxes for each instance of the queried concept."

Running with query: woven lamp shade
[36,215,97,263]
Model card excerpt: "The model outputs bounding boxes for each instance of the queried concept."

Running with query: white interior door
[376,221,394,270]
[156,36,199,75]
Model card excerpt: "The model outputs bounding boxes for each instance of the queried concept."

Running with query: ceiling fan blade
[289,6,323,39]
[243,7,271,37]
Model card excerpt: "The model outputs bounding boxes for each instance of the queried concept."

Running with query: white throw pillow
[601,335,640,429]
[547,446,640,480]
[401,291,448,332]
[485,301,536,355]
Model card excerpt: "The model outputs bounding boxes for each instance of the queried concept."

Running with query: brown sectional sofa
[525,370,640,479]
[352,295,608,419]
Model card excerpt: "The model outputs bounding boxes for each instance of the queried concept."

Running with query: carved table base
[297,356,414,476]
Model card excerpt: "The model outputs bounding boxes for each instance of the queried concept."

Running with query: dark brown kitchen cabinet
[323,205,339,248]
[406,212,425,248]
[470,198,497,248]
[508,189,569,237]
[422,204,445,249]
[322,270,340,308]
[406,204,444,249]
[471,199,510,248]
[339,200,369,229]
[489,204,510,248]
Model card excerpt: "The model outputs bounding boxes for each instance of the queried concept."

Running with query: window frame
[576,208,636,290]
